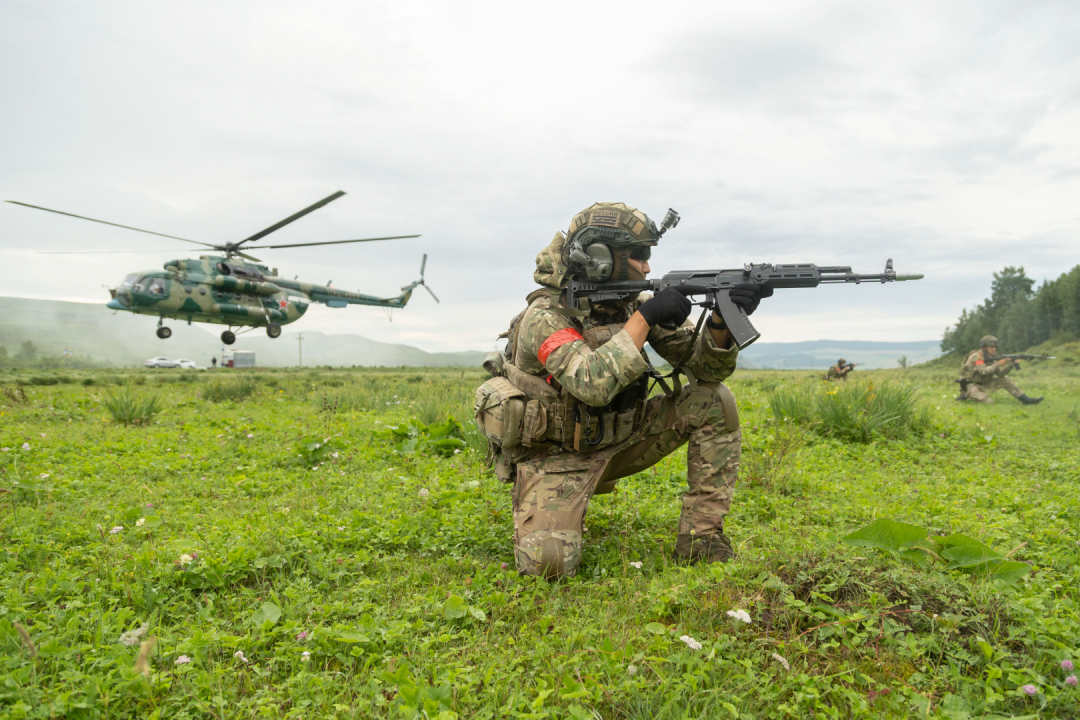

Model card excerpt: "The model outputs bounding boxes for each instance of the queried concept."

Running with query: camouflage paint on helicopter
[8,191,437,346]
[108,254,433,343]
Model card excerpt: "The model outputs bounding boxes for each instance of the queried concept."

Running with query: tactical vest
[959,350,983,381]
[475,289,648,481]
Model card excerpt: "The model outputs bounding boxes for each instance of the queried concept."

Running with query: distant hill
[732,339,941,370]
[0,296,488,368]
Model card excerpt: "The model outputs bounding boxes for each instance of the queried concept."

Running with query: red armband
[974,359,984,365]
[538,328,584,365]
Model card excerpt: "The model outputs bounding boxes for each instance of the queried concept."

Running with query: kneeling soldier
[476,203,771,579]
[959,335,1042,405]
[826,358,854,381]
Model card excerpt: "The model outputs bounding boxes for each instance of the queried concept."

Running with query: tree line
[941,265,1080,355]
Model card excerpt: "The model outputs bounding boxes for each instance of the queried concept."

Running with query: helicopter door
[147,278,167,295]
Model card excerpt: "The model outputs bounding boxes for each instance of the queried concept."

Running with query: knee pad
[515,530,583,580]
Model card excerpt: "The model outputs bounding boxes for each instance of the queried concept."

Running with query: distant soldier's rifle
[998,354,1056,361]
[566,258,923,349]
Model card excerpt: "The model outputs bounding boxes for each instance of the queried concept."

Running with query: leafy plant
[102,385,162,425]
[296,436,344,467]
[842,518,1031,584]
[380,417,468,456]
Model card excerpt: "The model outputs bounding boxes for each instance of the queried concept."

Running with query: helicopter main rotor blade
[5,201,216,247]
[237,190,346,246]
[420,253,427,277]
[234,251,262,262]
[36,249,201,254]
[244,234,420,250]
[423,284,440,304]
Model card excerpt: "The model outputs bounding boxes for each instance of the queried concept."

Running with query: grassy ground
[1,360,1079,719]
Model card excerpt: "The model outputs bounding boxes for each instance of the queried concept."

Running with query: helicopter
[6,191,439,345]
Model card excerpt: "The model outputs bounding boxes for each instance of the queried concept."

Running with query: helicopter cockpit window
[120,274,139,289]
[147,278,167,295]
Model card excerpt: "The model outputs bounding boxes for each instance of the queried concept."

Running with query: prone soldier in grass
[958,335,1043,405]
[476,203,771,579]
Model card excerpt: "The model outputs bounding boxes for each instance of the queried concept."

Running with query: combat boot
[1018,394,1044,405]
[674,531,733,564]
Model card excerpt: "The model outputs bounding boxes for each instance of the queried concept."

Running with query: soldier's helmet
[837,358,846,365]
[980,335,998,347]
[562,202,660,282]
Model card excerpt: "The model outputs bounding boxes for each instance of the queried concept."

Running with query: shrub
[103,386,163,425]
[769,380,931,442]
[201,377,257,403]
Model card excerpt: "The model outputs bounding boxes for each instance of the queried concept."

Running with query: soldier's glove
[638,287,693,328]
[729,282,773,316]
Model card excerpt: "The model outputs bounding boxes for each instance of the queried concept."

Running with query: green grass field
[2,360,1079,719]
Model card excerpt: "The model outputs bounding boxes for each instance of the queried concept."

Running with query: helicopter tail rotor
[416,253,439,303]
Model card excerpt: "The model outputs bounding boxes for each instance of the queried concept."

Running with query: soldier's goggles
[629,246,651,261]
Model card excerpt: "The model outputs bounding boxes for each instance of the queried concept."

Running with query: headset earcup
[584,243,613,281]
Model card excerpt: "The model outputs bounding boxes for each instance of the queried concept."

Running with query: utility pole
[296,333,304,367]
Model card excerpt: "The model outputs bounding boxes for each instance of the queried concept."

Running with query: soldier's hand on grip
[729,282,773,316]
[638,287,693,328]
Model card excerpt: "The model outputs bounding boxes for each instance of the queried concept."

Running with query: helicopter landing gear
[221,330,236,345]
[156,326,172,339]
[266,322,282,339]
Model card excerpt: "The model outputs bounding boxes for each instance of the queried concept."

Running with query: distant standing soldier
[211,356,217,368]
[826,358,855,381]
[477,202,772,579]
[958,335,1042,404]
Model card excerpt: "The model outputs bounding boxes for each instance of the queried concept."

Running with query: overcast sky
[2,0,1078,353]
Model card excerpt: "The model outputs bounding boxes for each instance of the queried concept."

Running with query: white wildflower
[466,480,480,489]
[679,635,703,651]
[178,553,194,566]
[40,473,50,479]
[118,622,150,647]
[629,561,643,569]
[281,506,290,514]
[1,447,8,452]
[22,443,30,450]
[234,650,249,663]
[771,653,791,671]
[627,664,638,676]
[301,651,311,662]
[727,609,752,624]
[175,655,191,665]
[418,488,430,498]
[109,526,124,535]
[332,452,339,458]
[247,433,254,439]
[453,449,461,454]
[135,518,145,527]
[337,526,345,531]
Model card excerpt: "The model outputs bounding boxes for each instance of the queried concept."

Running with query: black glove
[638,287,693,328]
[728,282,773,316]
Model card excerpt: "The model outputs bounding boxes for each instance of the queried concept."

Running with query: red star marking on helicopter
[278,298,288,309]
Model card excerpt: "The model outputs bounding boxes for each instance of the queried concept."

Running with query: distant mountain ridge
[0,296,488,368]
[1,296,939,370]
[734,339,941,369]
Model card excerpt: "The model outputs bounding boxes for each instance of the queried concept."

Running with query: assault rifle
[565,258,923,349]
[998,354,1056,361]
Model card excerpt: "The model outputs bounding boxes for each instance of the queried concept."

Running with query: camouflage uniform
[826,359,852,381]
[508,218,741,579]
[959,349,1022,404]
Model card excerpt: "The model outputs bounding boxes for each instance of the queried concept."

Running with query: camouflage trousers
[512,381,741,578]
[965,377,1023,404]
